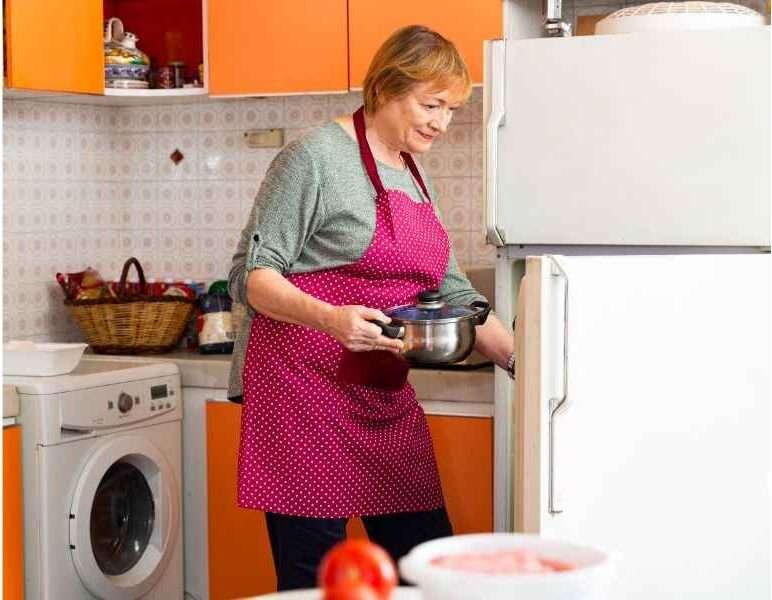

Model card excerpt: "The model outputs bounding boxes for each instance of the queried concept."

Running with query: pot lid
[386,304,474,322]
[385,290,478,322]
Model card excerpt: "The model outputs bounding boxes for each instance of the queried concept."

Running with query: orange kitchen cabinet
[4,0,104,93]
[207,401,276,599]
[4,0,205,95]
[427,415,493,533]
[3,426,24,600]
[206,404,491,599]
[576,15,608,36]
[207,0,349,96]
[348,0,503,88]
[349,414,494,539]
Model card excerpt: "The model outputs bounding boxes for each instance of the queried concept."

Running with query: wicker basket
[65,257,194,354]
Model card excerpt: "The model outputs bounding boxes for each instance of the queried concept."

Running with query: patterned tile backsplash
[2,90,492,342]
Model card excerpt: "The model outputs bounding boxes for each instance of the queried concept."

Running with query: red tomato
[323,581,382,600]
[318,539,398,600]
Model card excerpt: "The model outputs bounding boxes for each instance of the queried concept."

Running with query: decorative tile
[220,102,242,130]
[448,231,472,268]
[156,132,199,179]
[115,109,138,132]
[239,100,269,129]
[299,95,331,127]
[128,106,159,132]
[328,92,363,120]
[176,258,202,279]
[198,104,224,131]
[173,105,200,130]
[454,88,483,125]
[262,97,287,128]
[469,232,496,267]
[240,147,278,178]
[156,106,177,131]
[218,231,241,255]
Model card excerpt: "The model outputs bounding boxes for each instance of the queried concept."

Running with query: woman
[227,25,515,590]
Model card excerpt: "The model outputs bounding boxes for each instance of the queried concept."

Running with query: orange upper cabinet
[4,0,104,94]
[207,0,349,96]
[348,0,503,88]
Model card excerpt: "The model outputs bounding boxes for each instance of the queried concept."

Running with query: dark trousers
[265,507,453,591]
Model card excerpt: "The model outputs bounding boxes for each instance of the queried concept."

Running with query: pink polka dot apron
[238,107,450,518]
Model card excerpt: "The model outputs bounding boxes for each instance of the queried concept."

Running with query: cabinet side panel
[428,415,493,533]
[3,426,25,600]
[206,402,277,598]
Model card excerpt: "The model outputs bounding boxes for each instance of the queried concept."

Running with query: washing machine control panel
[50,375,181,440]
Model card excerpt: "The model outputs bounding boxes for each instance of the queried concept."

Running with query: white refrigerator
[484,18,771,599]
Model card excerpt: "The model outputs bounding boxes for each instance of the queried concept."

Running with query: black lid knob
[416,289,444,310]
[418,290,442,303]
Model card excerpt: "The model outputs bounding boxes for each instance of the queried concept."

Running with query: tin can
[155,66,174,89]
[168,61,185,88]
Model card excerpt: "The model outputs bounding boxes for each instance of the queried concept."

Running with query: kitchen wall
[2,89,492,342]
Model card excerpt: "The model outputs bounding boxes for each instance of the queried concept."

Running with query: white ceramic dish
[3,341,88,376]
[399,533,613,600]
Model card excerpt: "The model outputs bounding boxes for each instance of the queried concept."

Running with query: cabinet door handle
[547,256,569,515]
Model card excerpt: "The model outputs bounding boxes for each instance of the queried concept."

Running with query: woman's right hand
[325,305,404,354]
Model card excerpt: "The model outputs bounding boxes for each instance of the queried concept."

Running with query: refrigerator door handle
[484,40,506,246]
[547,255,569,515]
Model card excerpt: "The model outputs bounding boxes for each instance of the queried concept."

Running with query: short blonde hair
[362,25,472,115]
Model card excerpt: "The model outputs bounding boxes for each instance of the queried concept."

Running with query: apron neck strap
[353,106,432,202]
[401,151,431,203]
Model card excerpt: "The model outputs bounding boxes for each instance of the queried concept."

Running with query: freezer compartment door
[487,28,770,247]
[516,254,770,599]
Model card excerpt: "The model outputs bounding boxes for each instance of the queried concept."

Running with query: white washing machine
[9,358,184,599]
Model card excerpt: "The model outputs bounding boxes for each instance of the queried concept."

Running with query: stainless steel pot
[373,290,491,365]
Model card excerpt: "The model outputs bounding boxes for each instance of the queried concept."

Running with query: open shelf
[104,87,208,97]
[4,86,210,106]
[103,0,205,89]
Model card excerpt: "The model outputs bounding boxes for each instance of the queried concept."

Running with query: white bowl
[399,533,613,600]
[3,341,88,376]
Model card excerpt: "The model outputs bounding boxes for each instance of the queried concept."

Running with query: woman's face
[376,81,464,155]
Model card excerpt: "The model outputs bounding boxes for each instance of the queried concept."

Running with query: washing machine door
[69,435,180,599]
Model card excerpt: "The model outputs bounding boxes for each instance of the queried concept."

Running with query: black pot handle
[370,319,405,339]
[471,301,491,326]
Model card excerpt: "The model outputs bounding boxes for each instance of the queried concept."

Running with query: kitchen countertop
[88,351,495,413]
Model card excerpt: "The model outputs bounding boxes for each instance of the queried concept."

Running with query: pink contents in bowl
[430,549,576,575]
